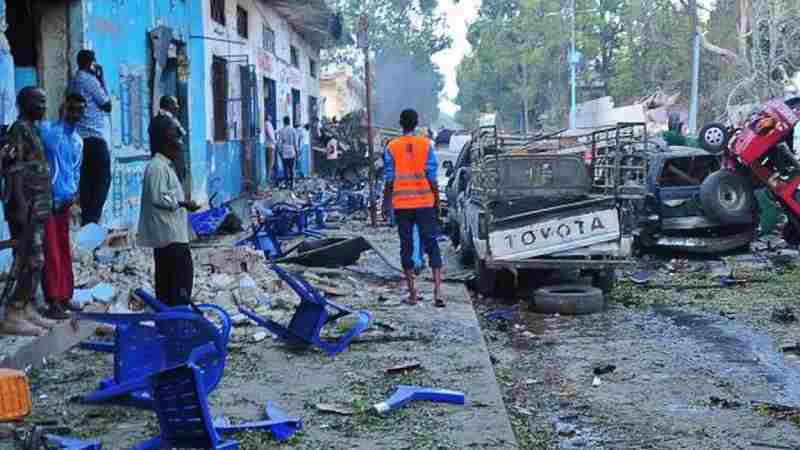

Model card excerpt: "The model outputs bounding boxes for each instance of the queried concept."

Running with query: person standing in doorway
[382,109,444,307]
[264,114,276,184]
[149,96,186,180]
[69,49,112,225]
[0,87,55,335]
[138,99,200,307]
[276,116,297,190]
[41,94,86,318]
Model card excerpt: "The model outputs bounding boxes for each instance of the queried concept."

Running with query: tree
[322,0,455,126]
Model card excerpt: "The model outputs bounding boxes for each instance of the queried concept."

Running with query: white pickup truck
[450,123,646,295]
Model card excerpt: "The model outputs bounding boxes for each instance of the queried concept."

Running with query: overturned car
[637,146,756,253]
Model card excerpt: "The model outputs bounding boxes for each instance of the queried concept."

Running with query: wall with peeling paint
[201,0,322,202]
[70,0,204,230]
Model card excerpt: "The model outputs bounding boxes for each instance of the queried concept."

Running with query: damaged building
[0,0,332,248]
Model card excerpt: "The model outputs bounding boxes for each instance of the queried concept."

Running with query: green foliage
[322,0,456,126]
[455,0,743,130]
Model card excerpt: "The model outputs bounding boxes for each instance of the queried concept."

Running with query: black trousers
[154,243,194,307]
[395,207,443,271]
[282,158,295,190]
[79,137,111,225]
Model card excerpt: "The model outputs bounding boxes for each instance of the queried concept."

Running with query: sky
[432,0,482,117]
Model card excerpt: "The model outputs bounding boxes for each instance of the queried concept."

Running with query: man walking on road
[69,49,112,225]
[277,116,297,190]
[264,114,276,183]
[41,94,86,318]
[1,87,56,335]
[138,98,200,307]
[382,109,444,307]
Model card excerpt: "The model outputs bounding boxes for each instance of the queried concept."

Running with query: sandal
[401,298,419,306]
[434,298,446,308]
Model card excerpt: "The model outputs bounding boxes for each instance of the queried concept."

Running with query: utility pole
[521,61,529,134]
[688,0,700,134]
[359,12,377,226]
[569,0,577,129]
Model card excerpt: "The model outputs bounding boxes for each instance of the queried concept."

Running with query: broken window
[212,56,229,141]
[237,6,249,39]
[290,46,299,68]
[309,59,317,78]
[658,155,720,187]
[263,24,275,53]
[211,0,225,26]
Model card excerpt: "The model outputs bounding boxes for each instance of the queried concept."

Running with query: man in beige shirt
[138,98,200,306]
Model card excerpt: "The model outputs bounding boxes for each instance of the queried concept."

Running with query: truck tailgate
[489,208,621,260]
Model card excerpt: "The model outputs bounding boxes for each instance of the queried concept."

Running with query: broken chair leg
[373,385,465,414]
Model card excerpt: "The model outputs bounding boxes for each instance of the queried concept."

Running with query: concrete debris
[771,307,797,324]
[252,331,269,343]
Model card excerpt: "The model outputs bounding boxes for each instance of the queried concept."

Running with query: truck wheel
[532,285,605,315]
[699,122,730,154]
[592,269,616,295]
[700,170,754,225]
[473,258,497,295]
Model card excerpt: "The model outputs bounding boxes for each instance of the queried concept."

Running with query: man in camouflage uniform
[0,87,55,336]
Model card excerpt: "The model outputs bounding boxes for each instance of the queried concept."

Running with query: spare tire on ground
[699,170,754,225]
[532,285,605,315]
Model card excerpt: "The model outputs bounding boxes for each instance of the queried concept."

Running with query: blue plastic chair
[44,435,102,450]
[239,265,370,356]
[77,290,231,409]
[133,363,302,450]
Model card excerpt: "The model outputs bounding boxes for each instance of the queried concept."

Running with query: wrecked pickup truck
[637,146,755,253]
[452,119,648,295]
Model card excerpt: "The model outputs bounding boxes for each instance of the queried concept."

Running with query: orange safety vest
[388,135,435,210]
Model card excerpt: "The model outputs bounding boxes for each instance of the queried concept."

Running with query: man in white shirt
[138,100,200,306]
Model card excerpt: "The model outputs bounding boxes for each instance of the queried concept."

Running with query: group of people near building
[0,49,198,336]
[263,114,317,190]
[0,50,111,335]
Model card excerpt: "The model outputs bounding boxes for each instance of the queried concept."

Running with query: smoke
[373,47,444,129]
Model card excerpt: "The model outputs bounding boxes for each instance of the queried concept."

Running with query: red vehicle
[698,97,800,243]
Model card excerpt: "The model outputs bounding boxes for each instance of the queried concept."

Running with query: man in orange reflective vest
[382,109,444,307]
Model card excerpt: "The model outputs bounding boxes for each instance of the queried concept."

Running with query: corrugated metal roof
[267,0,334,48]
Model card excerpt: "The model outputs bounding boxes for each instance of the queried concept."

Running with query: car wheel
[592,269,616,295]
[458,223,474,265]
[532,285,605,315]
[699,122,731,154]
[700,170,755,225]
[473,258,497,296]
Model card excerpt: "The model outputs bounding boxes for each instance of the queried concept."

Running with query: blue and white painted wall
[201,0,322,202]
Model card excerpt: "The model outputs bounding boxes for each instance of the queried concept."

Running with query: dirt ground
[0,226,516,450]
[475,249,800,449]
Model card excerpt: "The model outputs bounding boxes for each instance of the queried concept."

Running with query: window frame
[210,0,226,26]
[262,23,275,53]
[309,58,317,78]
[212,56,229,141]
[236,5,249,39]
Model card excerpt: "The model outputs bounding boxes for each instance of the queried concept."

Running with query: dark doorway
[264,77,276,130]
[212,56,228,141]
[6,2,39,69]
[291,89,301,127]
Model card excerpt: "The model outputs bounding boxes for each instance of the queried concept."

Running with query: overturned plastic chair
[133,363,302,450]
[239,265,370,356]
[77,289,231,409]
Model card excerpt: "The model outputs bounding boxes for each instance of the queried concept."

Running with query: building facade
[0,0,330,235]
[320,66,366,121]
[0,0,330,272]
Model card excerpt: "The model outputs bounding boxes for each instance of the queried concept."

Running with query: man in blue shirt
[69,49,112,225]
[40,94,85,318]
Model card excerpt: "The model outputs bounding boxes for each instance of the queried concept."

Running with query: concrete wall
[201,0,321,201]
[320,66,365,120]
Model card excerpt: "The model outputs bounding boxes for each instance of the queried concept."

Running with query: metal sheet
[489,209,621,260]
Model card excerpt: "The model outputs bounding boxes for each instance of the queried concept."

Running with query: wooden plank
[0,303,110,370]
